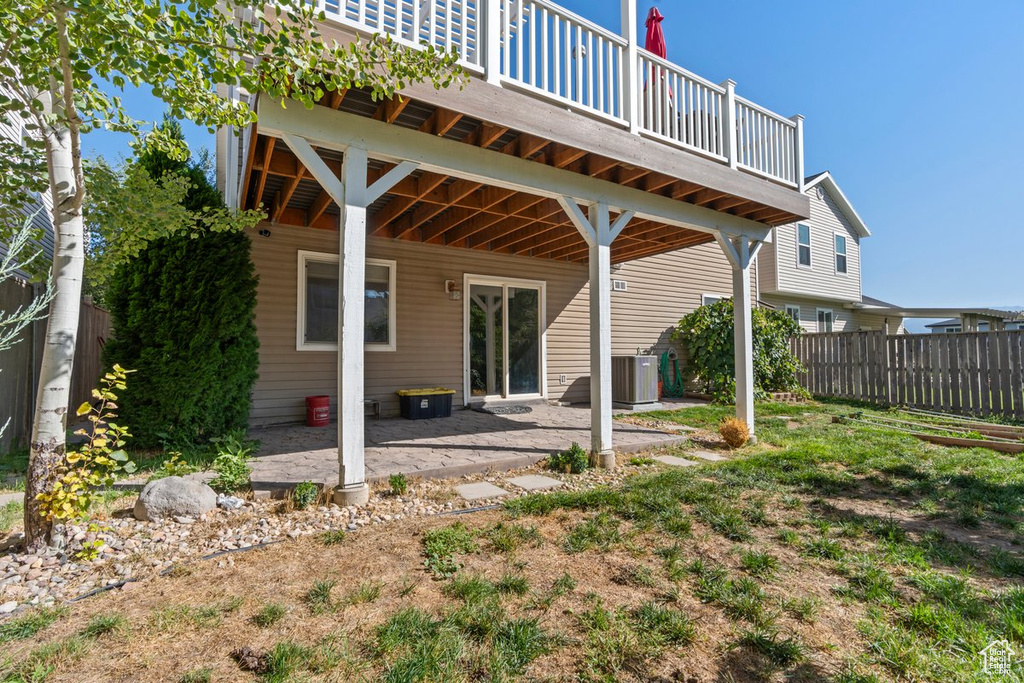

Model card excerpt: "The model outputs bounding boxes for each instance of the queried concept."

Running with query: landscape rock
[133,477,217,522]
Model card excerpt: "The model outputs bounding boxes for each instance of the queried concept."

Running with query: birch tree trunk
[24,9,85,550]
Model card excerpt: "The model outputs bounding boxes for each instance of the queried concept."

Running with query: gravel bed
[0,461,654,615]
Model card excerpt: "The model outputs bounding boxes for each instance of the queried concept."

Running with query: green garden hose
[660,351,686,398]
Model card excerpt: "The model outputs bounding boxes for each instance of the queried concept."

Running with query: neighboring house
[757,171,904,334]
[0,88,54,452]
[925,312,1024,333]
[215,0,818,499]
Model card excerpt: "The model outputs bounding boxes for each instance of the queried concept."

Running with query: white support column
[279,135,418,505]
[716,233,763,438]
[560,198,633,467]
[337,146,369,500]
[620,0,639,134]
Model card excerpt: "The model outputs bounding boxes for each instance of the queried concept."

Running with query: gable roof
[804,171,871,238]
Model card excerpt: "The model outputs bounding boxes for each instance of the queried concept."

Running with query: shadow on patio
[247,401,700,492]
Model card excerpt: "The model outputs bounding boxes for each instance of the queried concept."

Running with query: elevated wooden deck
[229,0,811,263]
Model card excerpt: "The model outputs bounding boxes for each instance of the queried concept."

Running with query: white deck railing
[317,0,804,190]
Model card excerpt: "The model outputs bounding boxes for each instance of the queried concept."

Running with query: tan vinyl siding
[764,185,861,302]
[609,242,748,355]
[248,223,591,425]
[249,224,749,426]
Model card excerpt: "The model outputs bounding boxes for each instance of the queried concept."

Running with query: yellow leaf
[76,402,92,416]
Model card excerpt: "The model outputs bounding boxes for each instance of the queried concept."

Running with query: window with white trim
[835,234,848,274]
[785,305,801,324]
[797,224,811,267]
[702,294,728,306]
[297,251,397,351]
[816,309,833,333]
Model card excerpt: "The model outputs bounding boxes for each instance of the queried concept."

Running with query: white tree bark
[24,9,85,550]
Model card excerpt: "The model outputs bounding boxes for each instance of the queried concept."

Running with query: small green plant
[737,627,807,667]
[388,472,409,496]
[741,549,779,579]
[0,606,68,643]
[496,573,530,596]
[628,456,655,466]
[35,365,138,523]
[251,603,287,627]
[547,442,589,474]
[80,613,128,639]
[292,481,319,510]
[179,669,213,683]
[147,452,199,481]
[208,432,253,494]
[422,522,477,578]
[485,521,543,553]
[320,529,346,546]
[612,564,657,588]
[563,512,622,553]
[305,579,337,614]
[344,580,384,606]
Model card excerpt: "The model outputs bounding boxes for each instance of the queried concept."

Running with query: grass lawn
[1,401,1023,682]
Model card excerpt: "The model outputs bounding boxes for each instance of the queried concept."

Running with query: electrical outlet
[559,373,567,385]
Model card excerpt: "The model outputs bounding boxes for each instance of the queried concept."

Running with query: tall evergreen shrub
[103,124,259,448]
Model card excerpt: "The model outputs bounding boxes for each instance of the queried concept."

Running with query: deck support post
[279,134,418,504]
[561,198,634,467]
[716,233,763,438]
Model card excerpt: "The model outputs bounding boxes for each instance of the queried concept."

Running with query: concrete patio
[247,401,701,492]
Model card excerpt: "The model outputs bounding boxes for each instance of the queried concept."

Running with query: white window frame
[463,274,547,405]
[702,293,729,306]
[785,304,801,324]
[834,232,848,275]
[296,250,397,352]
[816,308,834,333]
[796,224,812,269]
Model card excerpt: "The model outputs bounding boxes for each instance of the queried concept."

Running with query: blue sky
[85,0,1024,327]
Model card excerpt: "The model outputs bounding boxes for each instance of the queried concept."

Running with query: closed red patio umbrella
[644,7,667,59]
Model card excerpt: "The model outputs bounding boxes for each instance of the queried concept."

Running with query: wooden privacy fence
[0,281,111,452]
[791,329,1024,420]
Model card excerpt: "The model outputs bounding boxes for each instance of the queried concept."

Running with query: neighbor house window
[702,294,727,306]
[297,251,397,351]
[835,234,848,274]
[797,224,811,267]
[785,305,801,324]
[817,309,833,333]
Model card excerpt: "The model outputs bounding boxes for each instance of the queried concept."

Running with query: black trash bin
[396,388,455,420]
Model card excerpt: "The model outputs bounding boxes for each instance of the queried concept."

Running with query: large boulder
[133,476,217,522]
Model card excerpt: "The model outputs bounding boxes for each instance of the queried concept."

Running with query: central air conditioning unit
[611,355,659,406]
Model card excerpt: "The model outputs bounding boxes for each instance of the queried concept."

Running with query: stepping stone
[652,455,699,467]
[689,450,729,462]
[507,475,564,492]
[456,482,510,501]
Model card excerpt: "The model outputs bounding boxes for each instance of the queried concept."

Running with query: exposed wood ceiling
[242,87,802,264]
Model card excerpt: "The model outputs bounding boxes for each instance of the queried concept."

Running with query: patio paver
[507,475,564,491]
[653,455,699,467]
[245,401,703,493]
[456,482,510,501]
[689,450,729,462]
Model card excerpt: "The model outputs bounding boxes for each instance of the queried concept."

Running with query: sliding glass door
[466,277,545,401]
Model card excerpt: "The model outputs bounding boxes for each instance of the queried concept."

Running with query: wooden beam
[306,190,333,227]
[370,172,448,236]
[373,96,410,124]
[328,88,348,110]
[640,173,677,193]
[423,108,463,136]
[253,137,275,210]
[689,188,730,206]
[240,127,259,210]
[711,195,750,212]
